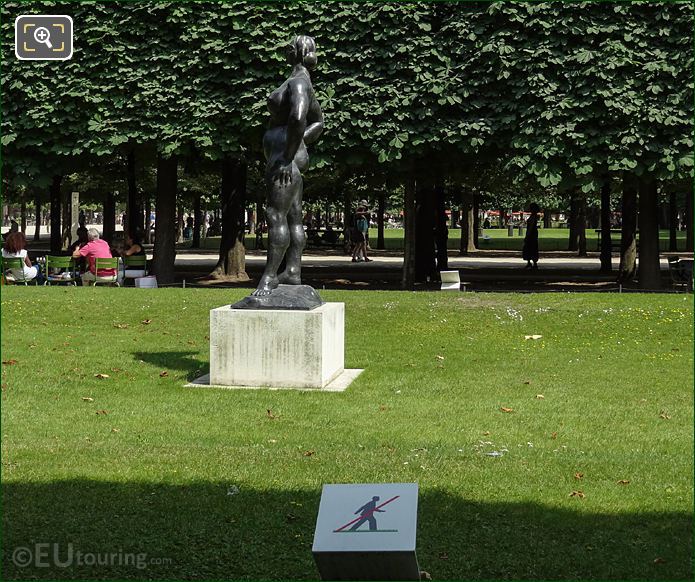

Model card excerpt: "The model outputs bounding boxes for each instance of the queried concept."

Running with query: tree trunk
[460,190,475,255]
[20,196,27,234]
[49,175,62,253]
[192,194,202,249]
[126,149,143,236]
[568,195,578,251]
[434,181,448,272]
[210,157,249,281]
[33,194,41,241]
[499,207,506,228]
[618,173,638,283]
[402,176,416,289]
[577,195,587,256]
[152,155,178,285]
[473,194,480,248]
[600,177,612,272]
[638,174,661,289]
[103,190,116,243]
[414,178,436,282]
[342,186,352,251]
[377,191,386,250]
[176,204,184,243]
[543,208,552,229]
[686,186,694,252]
[668,190,678,252]
[61,190,71,249]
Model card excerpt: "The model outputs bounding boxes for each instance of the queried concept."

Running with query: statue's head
[287,35,317,69]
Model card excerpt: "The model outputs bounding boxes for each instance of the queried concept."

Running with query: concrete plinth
[209,302,345,389]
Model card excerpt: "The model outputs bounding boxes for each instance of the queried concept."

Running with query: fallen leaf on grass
[111,428,120,433]
[574,472,584,480]
[285,513,298,523]
[569,490,585,498]
[482,431,491,436]
[266,409,280,420]
[94,373,110,379]
[81,397,94,402]
[111,368,122,373]
[438,552,449,560]
[420,571,432,581]
[617,479,630,485]
[141,319,152,325]
[523,380,531,385]
[435,355,445,361]
[500,407,514,413]
[112,323,129,329]
[2,359,18,366]
[96,410,108,415]
[535,394,545,399]
[659,411,671,420]
[379,405,389,412]
[524,335,543,340]
[653,558,666,564]
[551,432,558,439]
[159,371,169,377]
[303,450,315,457]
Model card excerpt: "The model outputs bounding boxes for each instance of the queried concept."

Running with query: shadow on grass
[2,481,691,580]
[133,351,203,380]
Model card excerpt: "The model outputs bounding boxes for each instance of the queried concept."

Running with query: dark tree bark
[152,155,178,285]
[459,189,475,255]
[638,174,661,289]
[434,181,448,272]
[686,186,694,252]
[20,196,27,234]
[498,207,506,228]
[414,178,437,282]
[577,196,587,256]
[210,157,249,281]
[342,185,352,248]
[668,190,678,252]
[103,190,116,243]
[126,149,143,236]
[192,193,202,249]
[402,175,416,289]
[377,191,386,250]
[33,194,41,241]
[49,175,62,253]
[618,173,638,283]
[568,194,578,251]
[600,177,612,272]
[543,208,552,229]
[473,194,480,248]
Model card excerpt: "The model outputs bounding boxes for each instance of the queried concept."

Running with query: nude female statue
[253,35,324,297]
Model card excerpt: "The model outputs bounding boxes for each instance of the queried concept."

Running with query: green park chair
[93,257,120,287]
[1,256,37,285]
[45,255,78,286]
[122,255,148,286]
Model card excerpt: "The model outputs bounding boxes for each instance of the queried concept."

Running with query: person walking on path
[349,496,384,531]
[522,202,540,269]
[351,202,371,262]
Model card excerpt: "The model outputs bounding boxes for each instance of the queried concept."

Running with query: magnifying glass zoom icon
[33,26,52,49]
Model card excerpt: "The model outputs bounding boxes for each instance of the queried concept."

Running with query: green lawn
[198,229,688,252]
[2,288,693,580]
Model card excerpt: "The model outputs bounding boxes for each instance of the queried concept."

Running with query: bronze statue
[252,35,324,297]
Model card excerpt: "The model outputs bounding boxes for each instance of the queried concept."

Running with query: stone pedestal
[209,303,345,389]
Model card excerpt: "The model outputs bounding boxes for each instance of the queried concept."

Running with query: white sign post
[312,483,419,580]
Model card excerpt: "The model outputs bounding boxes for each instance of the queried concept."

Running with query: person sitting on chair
[72,228,115,285]
[2,231,43,283]
[117,230,147,285]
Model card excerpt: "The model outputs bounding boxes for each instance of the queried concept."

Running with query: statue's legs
[252,166,299,296]
[278,175,305,285]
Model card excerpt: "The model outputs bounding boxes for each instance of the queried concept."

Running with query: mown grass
[199,228,688,252]
[1,288,693,580]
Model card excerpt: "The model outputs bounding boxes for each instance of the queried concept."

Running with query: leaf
[574,472,584,480]
[81,397,94,402]
[141,319,152,325]
[1,133,17,146]
[438,552,449,560]
[653,558,666,564]
[2,359,18,365]
[500,407,514,413]
[569,490,585,498]
[551,432,558,439]
[111,427,120,433]
[523,380,531,385]
[266,409,280,420]
[303,450,315,457]
[524,335,543,340]
[159,371,169,377]
[659,410,671,420]
[96,410,108,415]
[535,394,545,399]
[113,323,129,329]
[94,373,110,379]
[435,355,445,361]
[617,479,630,485]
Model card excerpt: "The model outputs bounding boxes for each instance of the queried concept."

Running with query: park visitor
[72,228,115,285]
[351,202,371,262]
[522,202,540,269]
[2,231,43,283]
[117,231,147,284]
